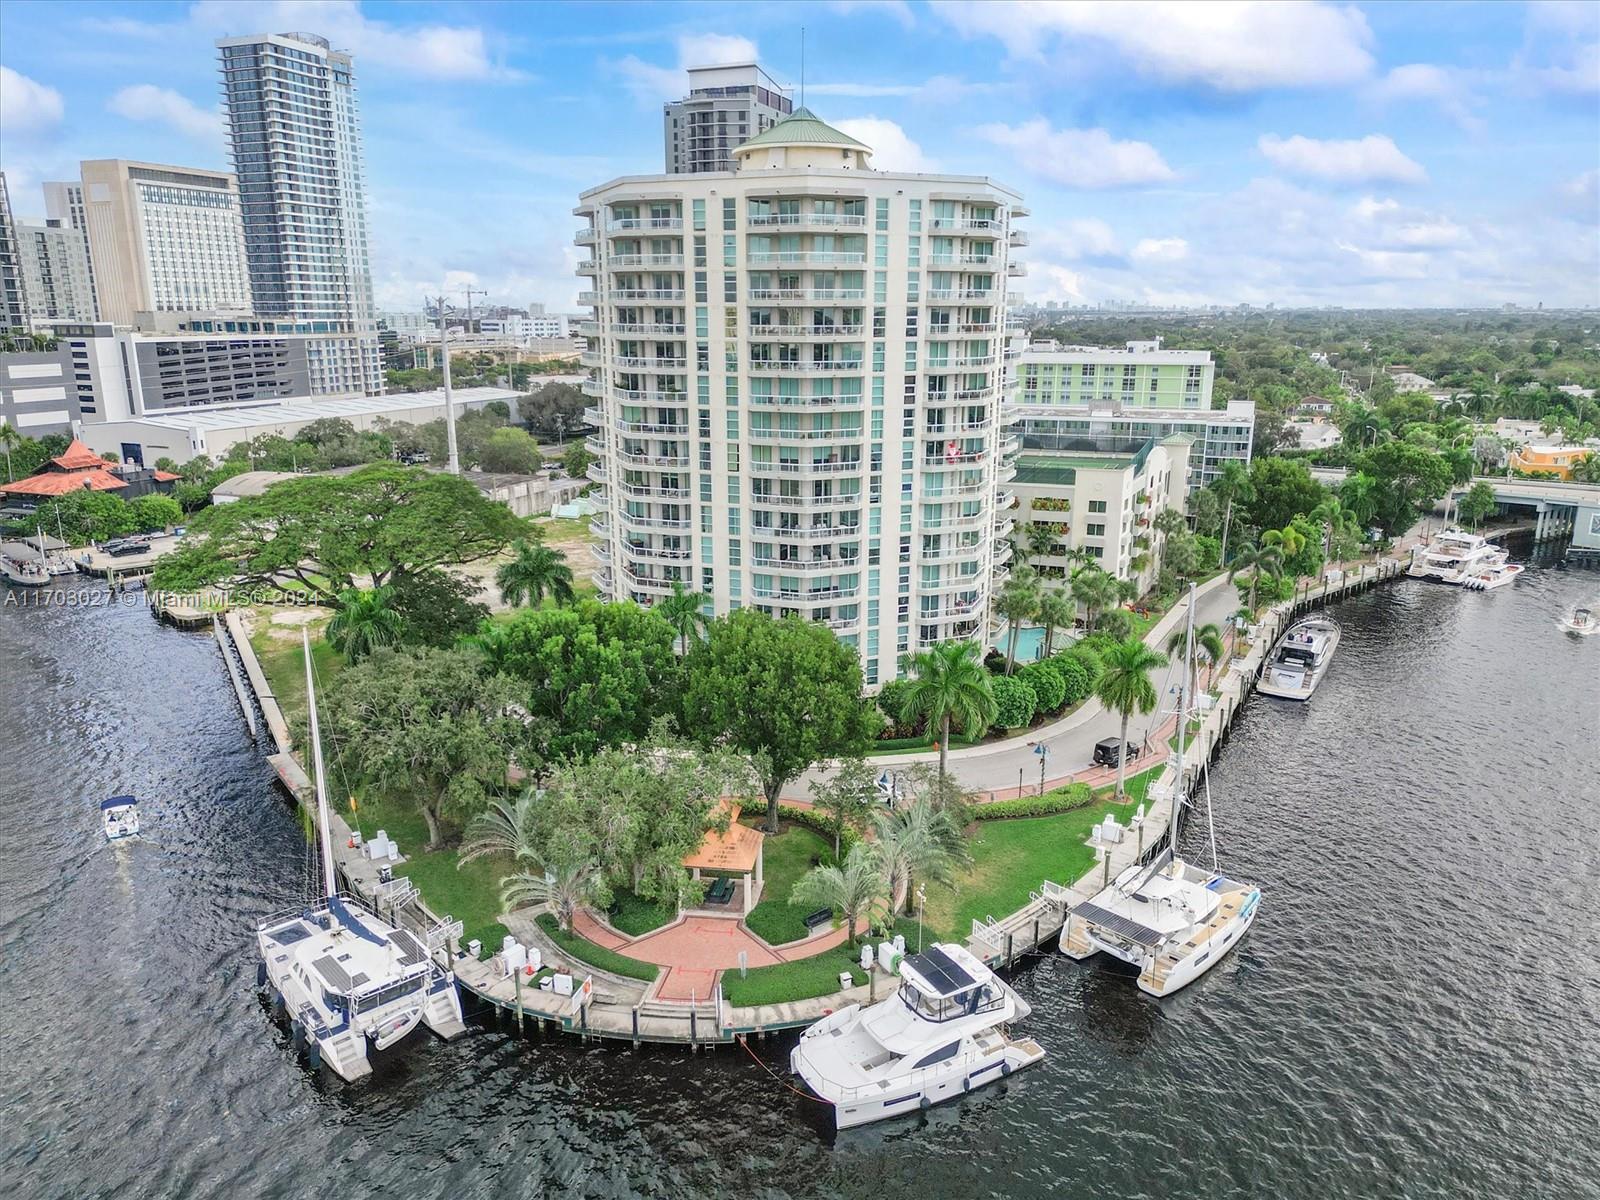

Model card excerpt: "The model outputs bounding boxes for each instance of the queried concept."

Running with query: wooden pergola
[682,802,765,915]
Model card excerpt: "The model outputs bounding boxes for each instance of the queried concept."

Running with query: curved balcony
[993,515,1016,540]
[584,436,605,460]
[594,566,614,592]
[929,217,1001,233]
[923,480,990,498]
[609,253,685,270]
[582,406,604,427]
[920,541,986,563]
[609,387,689,405]
[750,491,865,509]
[614,355,688,371]
[921,575,989,595]
[581,378,603,397]
[925,355,996,371]
[747,426,864,442]
[755,522,863,541]
[998,461,1018,483]
[619,512,692,531]
[747,251,868,268]
[580,349,602,368]
[752,556,863,574]
[748,323,866,339]
[575,228,598,246]
[608,217,683,231]
[611,322,685,336]
[577,291,601,305]
[922,450,991,469]
[748,288,867,304]
[589,514,610,536]
[950,386,999,402]
[746,391,866,409]
[995,489,1017,511]
[750,358,866,375]
[927,254,996,268]
[748,459,865,477]
[614,480,690,499]
[922,511,987,532]
[614,417,689,436]
[623,543,693,563]
[610,288,685,302]
[1008,260,1028,277]
[576,259,600,275]
[752,585,861,602]
[748,213,868,230]
[993,542,1015,565]
[614,450,690,469]
[586,460,608,484]
[926,289,999,304]
[1008,228,1029,246]
[619,567,681,596]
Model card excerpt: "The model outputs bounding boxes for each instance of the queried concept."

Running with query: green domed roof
[735,106,870,154]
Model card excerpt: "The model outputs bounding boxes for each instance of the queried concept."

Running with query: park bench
[803,907,833,931]
[705,877,735,906]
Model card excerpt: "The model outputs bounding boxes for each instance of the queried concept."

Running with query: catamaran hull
[1137,890,1260,997]
[793,1042,1044,1130]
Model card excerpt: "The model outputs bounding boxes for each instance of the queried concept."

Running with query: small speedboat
[2,554,50,587]
[102,796,140,840]
[1558,607,1597,636]
[1463,561,1523,591]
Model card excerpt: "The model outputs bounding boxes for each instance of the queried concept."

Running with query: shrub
[875,678,921,736]
[1018,662,1066,715]
[535,913,659,981]
[977,782,1092,820]
[990,675,1036,730]
[773,804,862,856]
[1096,608,1135,640]
[982,648,1008,674]
[1051,652,1095,706]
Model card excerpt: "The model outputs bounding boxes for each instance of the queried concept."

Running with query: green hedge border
[535,912,659,982]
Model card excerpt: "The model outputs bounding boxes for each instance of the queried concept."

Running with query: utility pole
[429,292,460,475]
[461,287,488,334]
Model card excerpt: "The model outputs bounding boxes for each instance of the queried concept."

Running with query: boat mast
[1169,580,1197,856]
[301,628,338,900]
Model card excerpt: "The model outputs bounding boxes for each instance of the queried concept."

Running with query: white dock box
[553,973,574,997]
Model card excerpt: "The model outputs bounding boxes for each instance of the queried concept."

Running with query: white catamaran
[256,630,467,1081]
[1062,582,1262,996]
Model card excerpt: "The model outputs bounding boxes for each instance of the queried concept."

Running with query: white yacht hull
[104,816,140,840]
[1257,619,1340,701]
[1138,889,1260,996]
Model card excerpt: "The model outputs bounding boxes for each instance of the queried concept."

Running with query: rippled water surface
[2,570,1597,1199]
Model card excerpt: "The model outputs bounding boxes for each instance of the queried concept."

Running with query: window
[1086,523,1105,537]
[1088,500,1107,514]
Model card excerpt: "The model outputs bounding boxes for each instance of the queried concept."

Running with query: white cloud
[827,1,916,29]
[1370,64,1484,131]
[976,119,1177,188]
[1352,196,1401,220]
[0,66,64,133]
[936,0,1374,91]
[1559,168,1598,215]
[1131,236,1190,263]
[833,118,933,171]
[107,85,222,143]
[187,1,521,82]
[617,33,762,105]
[1257,134,1427,185]
[1038,219,1121,261]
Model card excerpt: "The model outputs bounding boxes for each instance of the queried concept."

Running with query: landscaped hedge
[990,674,1037,730]
[535,913,659,982]
[774,804,862,856]
[977,781,1093,820]
[1018,661,1066,714]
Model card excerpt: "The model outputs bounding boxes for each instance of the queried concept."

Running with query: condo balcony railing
[748,458,865,476]
[750,358,867,374]
[749,288,868,303]
[1008,229,1029,246]
[589,514,611,536]
[919,543,986,562]
[609,217,683,231]
[609,253,685,270]
[614,417,689,435]
[747,213,868,229]
[615,480,691,499]
[929,217,1001,232]
[749,492,864,508]
[620,512,693,530]
[581,378,603,397]
[610,387,689,404]
[925,355,997,370]
[923,419,994,434]
[610,288,685,302]
[995,489,1017,510]
[614,355,688,371]
[579,349,602,368]
[577,291,601,305]
[752,556,863,574]
[922,480,990,497]
[576,260,600,275]
[923,449,990,468]
[748,323,866,338]
[752,585,861,602]
[610,322,685,336]
[586,461,608,483]
[575,228,598,245]
[950,386,998,402]
[747,250,868,267]
[576,320,600,336]
[926,288,998,303]
[619,567,682,595]
[746,391,866,409]
[1008,260,1028,277]
[922,511,988,531]
[927,254,996,268]
[624,544,693,562]
[747,426,864,442]
[921,575,989,594]
[614,450,691,468]
[993,515,1016,539]
[753,523,863,540]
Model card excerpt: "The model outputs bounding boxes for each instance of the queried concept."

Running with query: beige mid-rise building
[576,107,1028,685]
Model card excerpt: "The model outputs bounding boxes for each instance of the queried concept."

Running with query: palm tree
[1309,496,1354,563]
[1227,542,1284,613]
[459,792,541,866]
[0,420,21,482]
[1093,637,1168,803]
[496,538,574,608]
[501,859,600,932]
[898,641,998,783]
[1262,525,1307,578]
[469,620,515,674]
[789,843,885,940]
[1166,620,1225,702]
[1023,520,1058,561]
[655,581,706,655]
[325,585,406,663]
[872,797,971,914]
[995,565,1042,674]
[1071,565,1121,632]
[1035,586,1076,657]
[1212,460,1255,567]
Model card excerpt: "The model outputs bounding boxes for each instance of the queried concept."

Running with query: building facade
[1016,340,1251,490]
[67,160,252,325]
[15,220,95,326]
[1012,434,1191,592]
[663,64,793,175]
[217,31,381,394]
[0,345,81,435]
[42,180,97,317]
[0,172,29,333]
[578,108,1027,684]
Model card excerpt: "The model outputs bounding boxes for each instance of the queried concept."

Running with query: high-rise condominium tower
[216,30,382,394]
[578,108,1027,685]
[0,172,29,332]
[15,219,95,325]
[663,63,793,174]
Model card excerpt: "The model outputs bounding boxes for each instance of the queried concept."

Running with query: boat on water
[1557,606,1596,636]
[256,630,466,1081]
[1462,561,1524,591]
[1408,528,1506,584]
[102,796,140,840]
[1,553,50,587]
[1257,616,1341,701]
[1062,581,1262,997]
[790,943,1045,1129]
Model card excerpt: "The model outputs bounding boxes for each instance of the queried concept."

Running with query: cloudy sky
[2,0,1596,312]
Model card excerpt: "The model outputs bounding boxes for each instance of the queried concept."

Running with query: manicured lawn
[531,515,594,543]
[607,888,678,937]
[397,847,510,954]
[1094,761,1163,808]
[536,913,659,982]
[250,620,342,734]
[722,940,868,1008]
[742,823,830,946]
[919,801,1131,942]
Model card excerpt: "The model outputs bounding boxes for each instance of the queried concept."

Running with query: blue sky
[2,0,1596,311]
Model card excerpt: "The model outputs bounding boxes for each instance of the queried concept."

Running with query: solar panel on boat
[270,923,311,946]
[389,929,427,966]
[1073,901,1165,947]
[905,946,976,996]
[313,955,354,990]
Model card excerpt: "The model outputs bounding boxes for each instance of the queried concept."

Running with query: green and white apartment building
[575,107,1027,684]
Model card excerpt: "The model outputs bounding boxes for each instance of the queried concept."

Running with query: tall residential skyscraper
[41,179,97,319]
[16,220,96,325]
[578,108,1027,685]
[216,30,382,394]
[663,63,793,174]
[0,172,30,332]
[56,161,252,325]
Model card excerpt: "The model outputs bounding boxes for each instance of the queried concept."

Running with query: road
[787,574,1245,801]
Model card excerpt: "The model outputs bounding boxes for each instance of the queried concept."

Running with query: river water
[2,566,1597,1200]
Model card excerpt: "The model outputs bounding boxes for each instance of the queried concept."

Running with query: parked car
[1092,737,1142,767]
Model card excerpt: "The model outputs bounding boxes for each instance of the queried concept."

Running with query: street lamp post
[1031,741,1050,796]
[916,885,926,954]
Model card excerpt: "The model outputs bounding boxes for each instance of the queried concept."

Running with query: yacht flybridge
[1062,581,1262,996]
[1408,528,1508,584]
[256,630,466,1081]
[1257,616,1340,701]
[791,943,1044,1128]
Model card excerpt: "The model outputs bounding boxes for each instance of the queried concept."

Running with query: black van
[1092,737,1142,767]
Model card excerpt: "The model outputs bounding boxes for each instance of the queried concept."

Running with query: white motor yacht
[791,943,1044,1129]
[1408,528,1504,584]
[1062,581,1262,997]
[1257,616,1341,700]
[102,796,140,840]
[256,631,466,1081]
[2,553,50,587]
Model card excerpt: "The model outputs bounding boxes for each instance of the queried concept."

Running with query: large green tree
[680,610,873,832]
[1352,440,1453,534]
[1245,457,1325,532]
[812,756,879,858]
[324,646,525,850]
[489,599,679,764]
[150,464,525,604]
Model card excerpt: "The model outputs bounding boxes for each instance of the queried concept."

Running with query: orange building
[1509,444,1593,480]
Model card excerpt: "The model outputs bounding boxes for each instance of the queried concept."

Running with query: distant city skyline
[1,0,1596,311]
